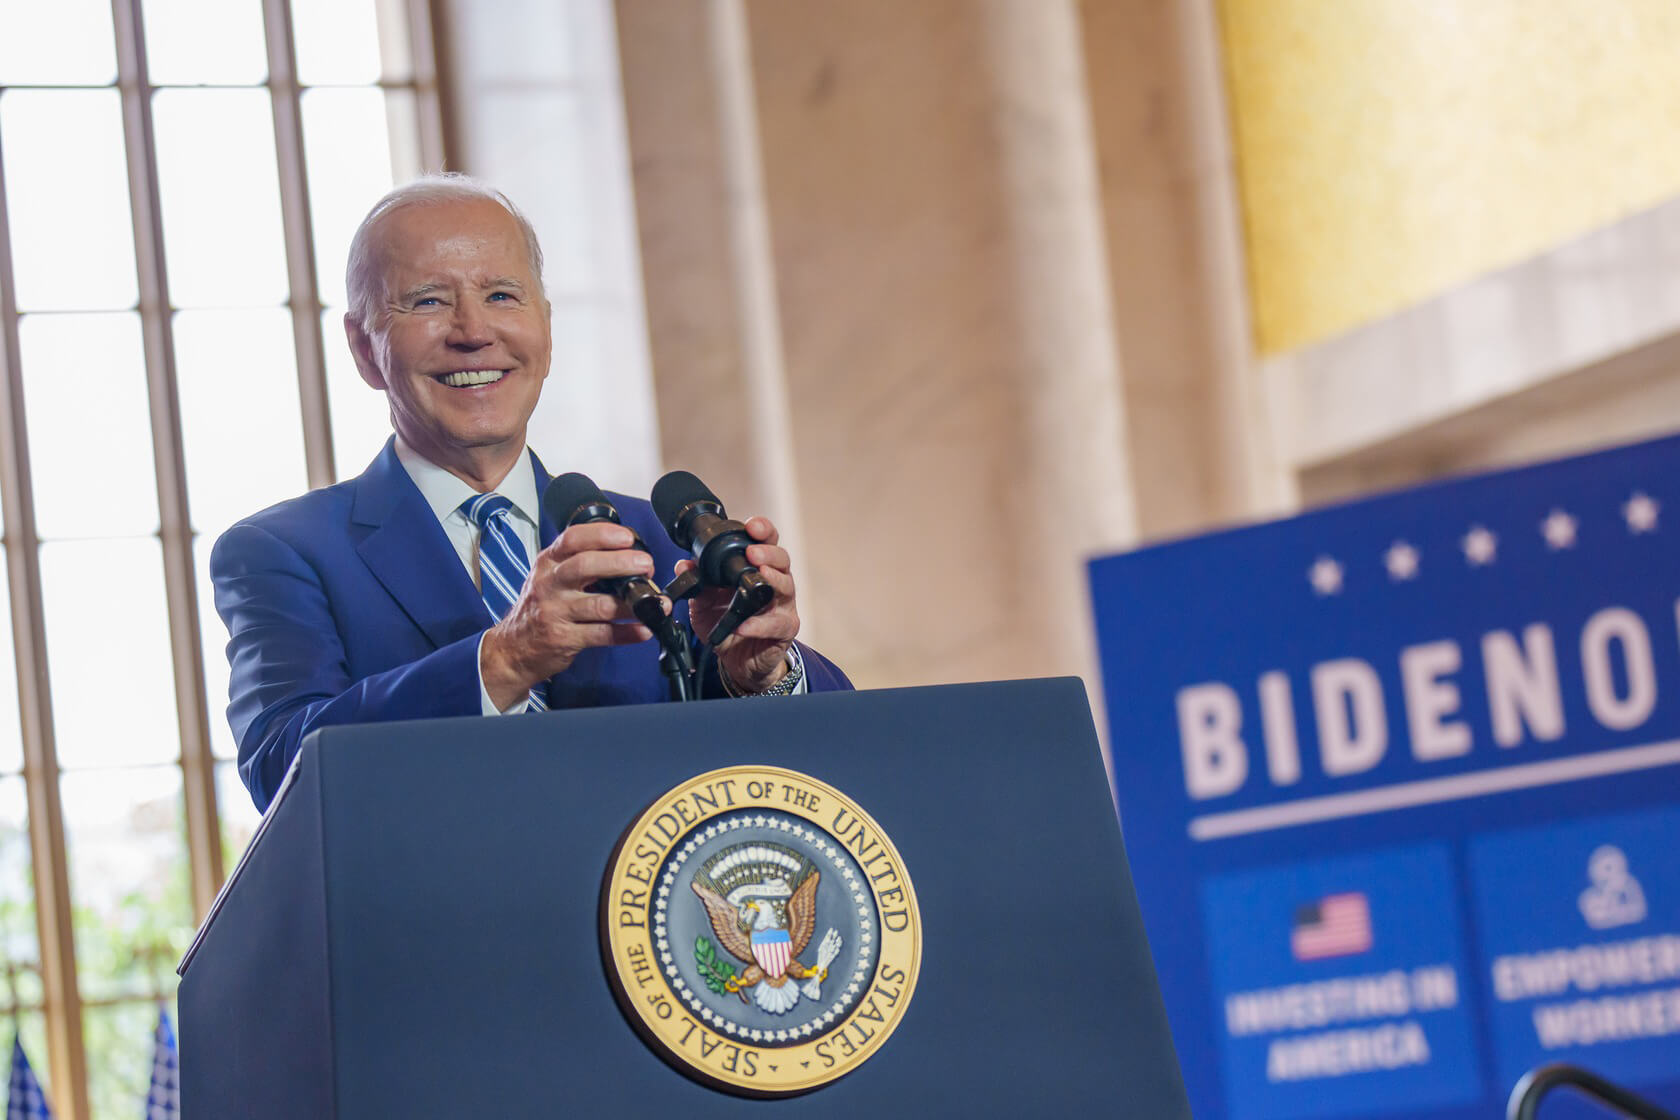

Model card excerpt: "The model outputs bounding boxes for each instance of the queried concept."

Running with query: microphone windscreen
[650,470,719,537]
[543,472,609,527]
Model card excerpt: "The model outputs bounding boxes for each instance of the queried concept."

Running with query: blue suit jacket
[210,440,851,810]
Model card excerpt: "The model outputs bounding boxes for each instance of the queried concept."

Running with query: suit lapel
[350,440,490,650]
[530,450,557,549]
[527,450,562,708]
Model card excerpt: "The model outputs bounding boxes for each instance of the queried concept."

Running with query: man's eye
[414,296,441,307]
[488,291,514,302]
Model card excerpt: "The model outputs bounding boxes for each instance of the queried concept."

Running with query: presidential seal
[602,766,921,1096]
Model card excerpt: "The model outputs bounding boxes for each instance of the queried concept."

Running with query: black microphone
[542,472,699,701]
[649,470,775,644]
[541,472,669,634]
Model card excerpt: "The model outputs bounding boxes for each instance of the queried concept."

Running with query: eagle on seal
[691,844,842,1014]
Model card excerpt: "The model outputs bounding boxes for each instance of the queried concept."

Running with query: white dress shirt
[393,436,540,716]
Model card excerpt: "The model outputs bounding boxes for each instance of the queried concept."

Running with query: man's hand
[479,522,661,709]
[680,516,801,693]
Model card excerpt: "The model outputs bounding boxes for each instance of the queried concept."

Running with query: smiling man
[211,175,850,812]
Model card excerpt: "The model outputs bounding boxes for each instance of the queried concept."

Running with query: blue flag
[143,1008,178,1120]
[6,1034,52,1120]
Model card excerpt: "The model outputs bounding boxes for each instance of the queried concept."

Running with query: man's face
[347,198,551,483]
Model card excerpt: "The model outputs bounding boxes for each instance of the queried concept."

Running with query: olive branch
[694,936,737,994]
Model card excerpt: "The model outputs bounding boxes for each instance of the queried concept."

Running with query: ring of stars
[1307,490,1663,595]
[652,810,877,1045]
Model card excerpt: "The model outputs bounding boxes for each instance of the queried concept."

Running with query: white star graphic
[1462,526,1497,566]
[1384,541,1419,581]
[1625,491,1660,533]
[1540,509,1578,550]
[1308,555,1343,596]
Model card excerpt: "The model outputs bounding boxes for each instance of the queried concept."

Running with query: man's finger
[548,521,639,557]
[744,516,780,546]
[554,548,656,588]
[570,621,654,647]
[744,562,795,599]
[566,591,634,623]
[727,615,798,642]
[745,543,791,573]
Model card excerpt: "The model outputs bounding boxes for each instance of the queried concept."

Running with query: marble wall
[1283,194,1680,503]
[1078,0,1293,537]
[620,0,1143,694]
[1220,0,1680,354]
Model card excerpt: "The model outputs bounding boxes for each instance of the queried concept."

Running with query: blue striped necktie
[460,493,548,713]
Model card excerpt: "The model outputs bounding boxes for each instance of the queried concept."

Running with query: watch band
[720,644,805,697]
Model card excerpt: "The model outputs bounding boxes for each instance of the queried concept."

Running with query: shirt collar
[392,435,540,527]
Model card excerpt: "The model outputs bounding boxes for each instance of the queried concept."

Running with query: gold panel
[1219,0,1680,353]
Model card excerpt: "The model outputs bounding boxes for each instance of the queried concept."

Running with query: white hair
[344,173,545,329]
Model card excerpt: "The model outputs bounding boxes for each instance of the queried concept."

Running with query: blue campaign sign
[1470,805,1680,1093]
[1088,433,1680,1120]
[1203,844,1480,1120]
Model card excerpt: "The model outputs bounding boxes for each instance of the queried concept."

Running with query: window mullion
[0,105,91,1120]
[261,0,335,487]
[406,0,451,172]
[109,0,224,924]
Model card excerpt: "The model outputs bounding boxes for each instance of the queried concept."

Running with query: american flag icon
[1291,892,1373,961]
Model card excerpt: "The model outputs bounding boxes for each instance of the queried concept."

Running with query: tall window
[0,0,442,1114]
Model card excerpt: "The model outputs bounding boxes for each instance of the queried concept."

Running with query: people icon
[1577,844,1647,930]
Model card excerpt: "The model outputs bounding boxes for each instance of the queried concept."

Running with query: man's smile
[436,369,508,388]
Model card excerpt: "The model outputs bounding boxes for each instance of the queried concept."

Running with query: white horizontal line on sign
[1188,740,1680,841]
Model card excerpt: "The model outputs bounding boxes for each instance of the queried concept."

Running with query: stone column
[612,0,805,555]
[619,0,1138,692]
[1077,0,1293,538]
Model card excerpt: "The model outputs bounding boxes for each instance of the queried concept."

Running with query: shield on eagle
[750,927,792,978]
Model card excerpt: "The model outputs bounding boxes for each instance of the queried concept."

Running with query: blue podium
[178,678,1188,1116]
